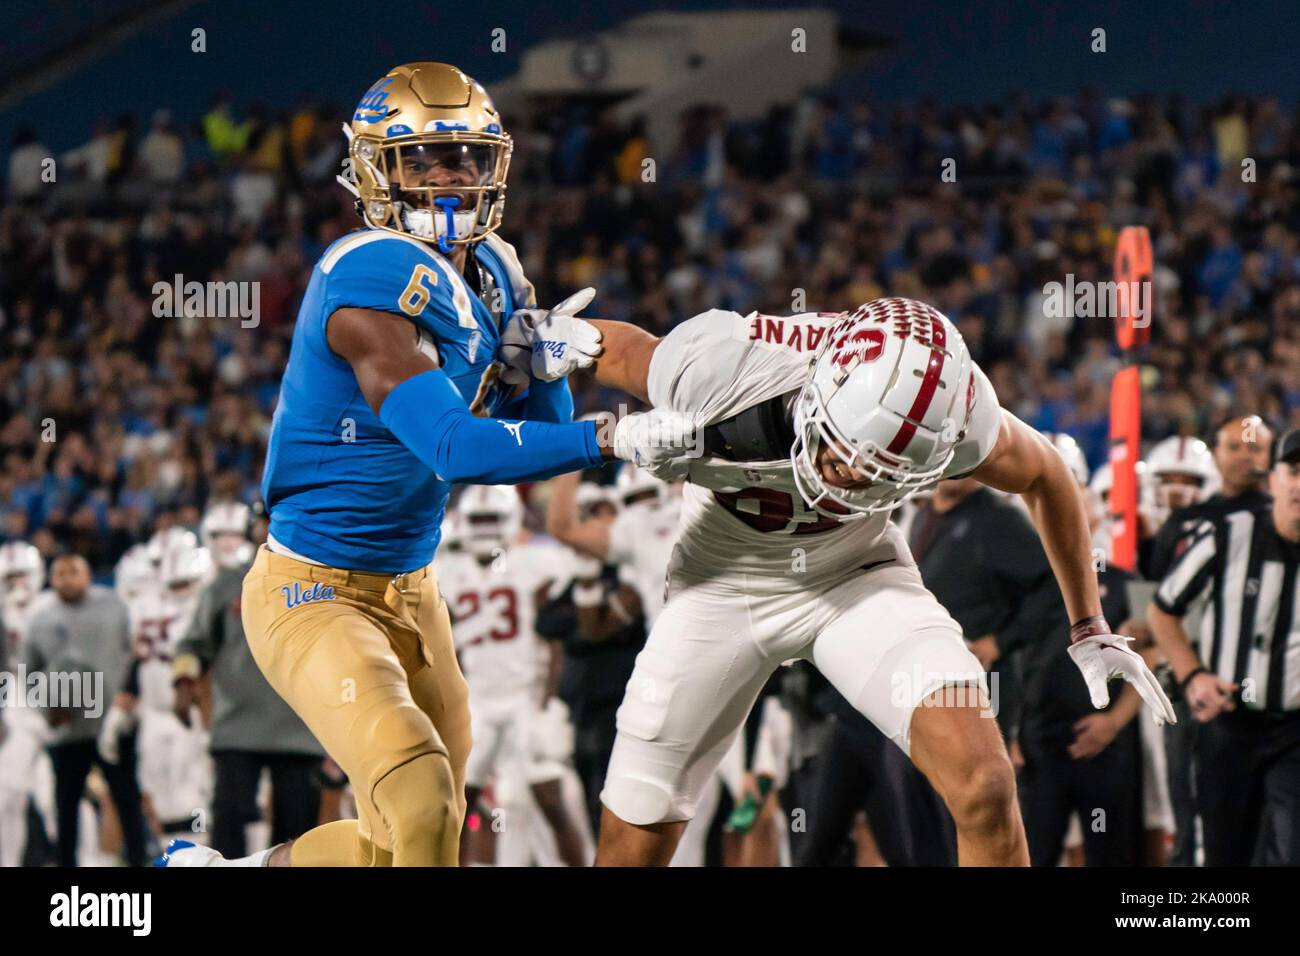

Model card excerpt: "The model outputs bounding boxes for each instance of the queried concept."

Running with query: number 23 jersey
[437,542,560,700]
[646,309,1003,588]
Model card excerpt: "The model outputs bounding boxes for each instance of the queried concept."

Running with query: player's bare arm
[585,319,660,404]
[545,470,613,559]
[326,306,439,413]
[962,409,1175,723]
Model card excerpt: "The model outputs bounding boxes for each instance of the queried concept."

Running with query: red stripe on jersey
[885,317,947,455]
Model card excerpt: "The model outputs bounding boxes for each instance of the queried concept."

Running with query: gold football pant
[241,545,470,866]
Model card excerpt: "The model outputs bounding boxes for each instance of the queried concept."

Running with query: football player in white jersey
[531,296,1175,866]
[200,502,255,570]
[115,544,156,605]
[548,464,679,628]
[147,526,200,567]
[438,485,587,865]
[0,542,57,867]
[1143,436,1220,526]
[115,537,216,838]
[1089,460,1156,557]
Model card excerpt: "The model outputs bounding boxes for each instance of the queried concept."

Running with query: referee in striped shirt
[1148,427,1300,866]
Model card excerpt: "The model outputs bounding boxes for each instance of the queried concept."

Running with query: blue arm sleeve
[497,376,576,424]
[379,369,603,484]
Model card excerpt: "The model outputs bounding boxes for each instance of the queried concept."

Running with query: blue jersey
[262,228,538,572]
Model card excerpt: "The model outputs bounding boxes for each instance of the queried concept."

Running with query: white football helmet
[792,298,976,517]
[1089,459,1151,502]
[0,541,45,603]
[160,541,214,592]
[147,527,199,566]
[458,485,523,559]
[577,481,617,519]
[440,510,466,554]
[115,544,155,602]
[1089,462,1113,502]
[200,502,253,569]
[615,464,666,510]
[1144,436,1219,516]
[1045,432,1090,487]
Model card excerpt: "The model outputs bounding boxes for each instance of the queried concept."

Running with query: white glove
[612,409,699,481]
[1067,633,1177,726]
[97,704,138,765]
[528,698,574,763]
[499,287,602,386]
[569,551,603,581]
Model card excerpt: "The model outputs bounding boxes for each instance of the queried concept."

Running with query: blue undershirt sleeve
[496,375,576,425]
[378,369,602,484]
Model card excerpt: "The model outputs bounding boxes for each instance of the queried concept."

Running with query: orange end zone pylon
[1108,226,1153,570]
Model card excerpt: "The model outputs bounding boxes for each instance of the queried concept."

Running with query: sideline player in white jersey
[437,485,588,865]
[1085,442,1181,863]
[201,501,255,570]
[0,542,58,867]
[114,537,216,838]
[531,296,1176,865]
[1142,436,1220,527]
[1089,460,1156,555]
[115,544,155,604]
[548,464,679,628]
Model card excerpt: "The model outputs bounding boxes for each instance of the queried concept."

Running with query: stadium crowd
[1,85,1299,869]
[2,90,1299,576]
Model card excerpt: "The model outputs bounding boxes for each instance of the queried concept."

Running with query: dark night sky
[3,0,1298,151]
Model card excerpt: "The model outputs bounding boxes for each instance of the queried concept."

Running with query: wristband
[607,592,633,625]
[1178,666,1208,692]
[573,581,604,608]
[1069,614,1109,644]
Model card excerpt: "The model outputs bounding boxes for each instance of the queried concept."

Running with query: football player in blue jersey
[157,63,687,868]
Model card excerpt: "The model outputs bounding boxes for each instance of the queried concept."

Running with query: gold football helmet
[338,62,512,251]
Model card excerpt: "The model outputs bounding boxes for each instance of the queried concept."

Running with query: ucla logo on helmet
[429,120,469,132]
[386,123,413,137]
[353,77,393,125]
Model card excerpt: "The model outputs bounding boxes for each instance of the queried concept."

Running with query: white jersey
[437,541,561,701]
[2,591,55,736]
[128,585,202,713]
[647,310,1003,589]
[4,593,36,665]
[607,496,681,627]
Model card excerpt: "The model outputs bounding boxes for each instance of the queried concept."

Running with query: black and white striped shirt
[1155,505,1300,713]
